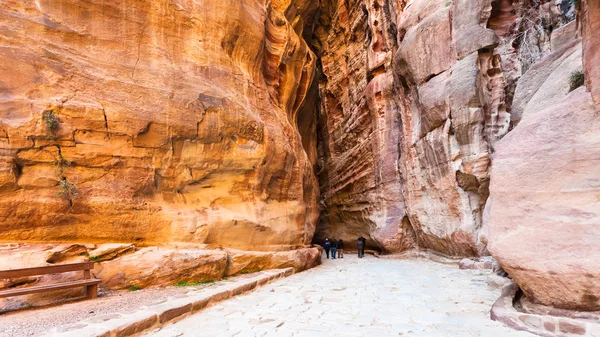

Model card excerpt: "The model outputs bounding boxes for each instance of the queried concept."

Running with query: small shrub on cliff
[42,110,59,135]
[88,255,100,262]
[53,154,72,174]
[569,71,585,92]
[574,0,581,10]
[57,177,78,206]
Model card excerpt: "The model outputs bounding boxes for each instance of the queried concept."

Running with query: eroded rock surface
[0,0,319,250]
[314,0,414,252]
[315,0,585,259]
[488,88,600,311]
[486,0,600,311]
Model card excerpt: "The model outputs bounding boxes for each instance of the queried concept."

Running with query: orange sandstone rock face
[0,0,319,250]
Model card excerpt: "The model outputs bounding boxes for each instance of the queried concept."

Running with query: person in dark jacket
[337,239,344,258]
[323,238,331,259]
[331,239,337,259]
[357,236,365,258]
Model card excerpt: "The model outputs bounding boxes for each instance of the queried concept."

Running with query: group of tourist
[322,236,367,259]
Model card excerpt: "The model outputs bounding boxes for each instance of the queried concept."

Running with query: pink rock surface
[582,0,600,110]
[488,88,600,310]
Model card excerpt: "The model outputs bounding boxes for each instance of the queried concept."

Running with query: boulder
[97,247,228,289]
[225,247,321,276]
[396,7,455,85]
[488,88,600,310]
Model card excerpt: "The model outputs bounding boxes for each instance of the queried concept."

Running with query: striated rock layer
[314,0,415,252]
[0,0,320,250]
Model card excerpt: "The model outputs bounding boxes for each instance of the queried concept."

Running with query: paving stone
[142,255,536,336]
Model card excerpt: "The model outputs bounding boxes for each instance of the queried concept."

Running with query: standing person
[323,238,331,259]
[356,236,365,258]
[331,239,337,259]
[337,239,344,258]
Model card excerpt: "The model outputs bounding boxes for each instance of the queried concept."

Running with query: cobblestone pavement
[144,254,534,337]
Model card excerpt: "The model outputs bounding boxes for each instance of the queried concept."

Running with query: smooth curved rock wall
[0,0,320,250]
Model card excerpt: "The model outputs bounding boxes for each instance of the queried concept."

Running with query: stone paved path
[144,254,534,337]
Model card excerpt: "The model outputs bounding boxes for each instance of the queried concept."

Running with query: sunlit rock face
[0,0,320,250]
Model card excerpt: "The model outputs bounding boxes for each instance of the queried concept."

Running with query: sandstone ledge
[0,243,320,311]
[40,268,294,337]
[491,282,600,337]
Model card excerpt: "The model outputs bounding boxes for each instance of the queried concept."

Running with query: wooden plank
[85,284,98,299]
[0,262,95,279]
[0,279,101,298]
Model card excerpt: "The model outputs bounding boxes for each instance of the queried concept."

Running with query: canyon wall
[315,0,573,256]
[1,0,598,314]
[314,0,415,252]
[315,0,600,312]
[0,0,320,250]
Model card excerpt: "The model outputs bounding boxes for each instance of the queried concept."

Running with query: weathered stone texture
[487,0,600,311]
[392,0,509,257]
[314,0,414,253]
[488,86,600,311]
[315,0,575,257]
[582,0,600,110]
[0,0,320,250]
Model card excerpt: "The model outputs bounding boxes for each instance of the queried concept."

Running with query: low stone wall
[41,268,294,337]
[0,243,321,311]
[491,281,600,337]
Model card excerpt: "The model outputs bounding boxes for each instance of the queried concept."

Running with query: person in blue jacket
[323,238,331,259]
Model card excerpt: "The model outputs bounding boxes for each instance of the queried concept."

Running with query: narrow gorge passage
[144,256,534,337]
